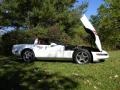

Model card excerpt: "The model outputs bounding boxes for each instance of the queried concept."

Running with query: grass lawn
[0,50,120,90]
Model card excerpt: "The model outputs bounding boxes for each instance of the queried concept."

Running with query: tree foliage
[0,0,87,33]
[90,0,120,49]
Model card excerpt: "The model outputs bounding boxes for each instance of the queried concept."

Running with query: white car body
[12,15,109,63]
[12,44,109,62]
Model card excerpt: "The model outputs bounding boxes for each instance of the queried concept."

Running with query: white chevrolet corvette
[12,15,109,64]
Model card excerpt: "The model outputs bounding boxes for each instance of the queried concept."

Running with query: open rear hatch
[80,15,102,51]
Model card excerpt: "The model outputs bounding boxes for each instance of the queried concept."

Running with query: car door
[34,43,64,58]
[34,44,49,57]
[43,43,64,58]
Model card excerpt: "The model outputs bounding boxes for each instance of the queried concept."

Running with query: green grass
[0,51,120,90]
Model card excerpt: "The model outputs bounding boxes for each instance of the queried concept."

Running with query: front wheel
[73,49,92,64]
[21,50,35,62]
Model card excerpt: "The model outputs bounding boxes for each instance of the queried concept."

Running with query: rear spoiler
[80,15,102,51]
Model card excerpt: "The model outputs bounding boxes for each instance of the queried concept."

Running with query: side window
[38,39,50,45]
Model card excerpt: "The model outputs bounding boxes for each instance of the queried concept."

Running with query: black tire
[73,48,92,64]
[21,49,35,62]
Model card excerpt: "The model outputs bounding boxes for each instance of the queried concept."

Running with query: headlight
[12,46,19,54]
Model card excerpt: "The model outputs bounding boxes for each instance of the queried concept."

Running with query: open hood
[80,15,102,51]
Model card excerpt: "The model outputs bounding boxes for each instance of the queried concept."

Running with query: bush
[47,24,72,44]
[28,26,48,38]
[1,30,28,55]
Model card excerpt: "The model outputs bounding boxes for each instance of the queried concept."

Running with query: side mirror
[50,43,57,47]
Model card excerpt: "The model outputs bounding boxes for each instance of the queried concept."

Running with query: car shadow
[35,59,105,64]
[36,59,73,63]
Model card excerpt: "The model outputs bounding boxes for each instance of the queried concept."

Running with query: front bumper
[12,49,21,56]
[91,50,109,62]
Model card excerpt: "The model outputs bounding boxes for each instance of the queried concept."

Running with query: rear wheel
[21,50,35,62]
[73,48,92,64]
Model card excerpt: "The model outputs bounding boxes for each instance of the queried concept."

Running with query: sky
[0,0,2,3]
[76,0,103,18]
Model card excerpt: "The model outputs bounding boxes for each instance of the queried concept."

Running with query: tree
[0,0,87,32]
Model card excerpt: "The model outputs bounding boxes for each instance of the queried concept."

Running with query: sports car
[12,15,109,64]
